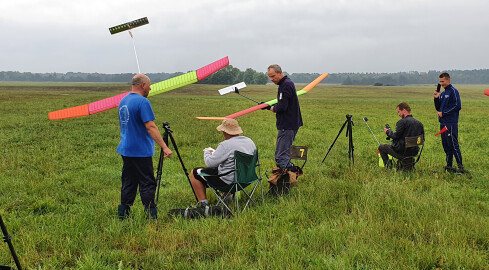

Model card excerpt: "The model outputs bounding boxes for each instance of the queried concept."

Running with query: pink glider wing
[196,57,229,81]
[88,92,130,115]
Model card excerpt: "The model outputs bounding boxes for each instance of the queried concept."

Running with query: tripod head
[162,121,173,133]
[346,114,354,130]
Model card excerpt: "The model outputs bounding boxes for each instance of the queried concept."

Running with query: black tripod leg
[155,131,169,205]
[347,119,354,166]
[167,132,199,202]
[321,120,348,164]
[0,214,22,270]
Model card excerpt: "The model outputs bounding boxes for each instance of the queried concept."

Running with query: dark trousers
[440,123,463,167]
[121,156,156,208]
[275,129,298,168]
[378,143,402,165]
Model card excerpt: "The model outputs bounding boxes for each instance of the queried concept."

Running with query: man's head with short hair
[439,72,451,89]
[397,102,411,112]
[397,102,412,118]
[439,72,450,79]
[268,64,282,74]
[132,74,151,97]
[267,64,284,85]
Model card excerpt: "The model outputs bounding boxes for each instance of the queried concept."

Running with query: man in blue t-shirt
[117,74,172,220]
[434,72,467,174]
[267,64,303,170]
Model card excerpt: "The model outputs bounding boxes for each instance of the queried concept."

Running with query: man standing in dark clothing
[434,72,467,173]
[378,102,424,169]
[267,64,303,170]
[117,74,172,220]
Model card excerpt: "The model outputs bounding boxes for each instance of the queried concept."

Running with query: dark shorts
[192,167,229,188]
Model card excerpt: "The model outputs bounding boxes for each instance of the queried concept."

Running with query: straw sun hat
[216,118,243,135]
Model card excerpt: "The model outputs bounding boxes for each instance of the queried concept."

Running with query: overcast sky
[1,0,488,74]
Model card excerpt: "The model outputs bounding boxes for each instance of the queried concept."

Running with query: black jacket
[386,115,424,156]
[274,76,303,130]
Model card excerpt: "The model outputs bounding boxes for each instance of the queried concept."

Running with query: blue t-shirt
[116,93,156,157]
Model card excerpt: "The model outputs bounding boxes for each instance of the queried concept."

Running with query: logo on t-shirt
[119,105,130,134]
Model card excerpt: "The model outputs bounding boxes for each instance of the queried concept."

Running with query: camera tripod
[321,114,355,167]
[1,213,22,270]
[155,122,198,204]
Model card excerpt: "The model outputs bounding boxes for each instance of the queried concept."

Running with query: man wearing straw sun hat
[189,118,256,208]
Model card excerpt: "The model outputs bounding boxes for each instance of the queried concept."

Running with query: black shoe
[286,162,297,172]
[118,204,130,220]
[444,166,457,173]
[144,207,158,220]
[456,166,471,174]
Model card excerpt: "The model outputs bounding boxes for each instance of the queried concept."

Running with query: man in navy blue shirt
[267,64,303,170]
[117,74,172,220]
[434,72,467,173]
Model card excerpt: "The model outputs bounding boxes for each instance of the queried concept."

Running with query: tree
[243,68,256,84]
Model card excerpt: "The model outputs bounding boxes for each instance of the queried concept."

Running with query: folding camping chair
[396,134,424,171]
[199,150,264,215]
[289,145,308,170]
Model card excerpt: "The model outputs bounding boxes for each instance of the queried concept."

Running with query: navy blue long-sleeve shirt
[274,76,303,130]
[434,84,461,124]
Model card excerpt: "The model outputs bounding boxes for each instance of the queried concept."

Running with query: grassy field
[0,81,488,269]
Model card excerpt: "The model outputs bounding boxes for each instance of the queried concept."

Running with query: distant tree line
[0,65,268,85]
[2,68,489,85]
[289,69,489,85]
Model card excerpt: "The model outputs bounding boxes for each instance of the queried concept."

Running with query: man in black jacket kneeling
[379,102,424,169]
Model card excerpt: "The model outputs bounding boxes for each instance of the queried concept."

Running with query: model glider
[196,73,328,120]
[109,17,150,74]
[109,17,149,35]
[48,56,229,120]
[485,89,489,96]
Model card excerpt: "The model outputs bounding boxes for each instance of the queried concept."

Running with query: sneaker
[444,166,457,173]
[456,166,471,174]
[195,201,209,209]
[286,162,296,172]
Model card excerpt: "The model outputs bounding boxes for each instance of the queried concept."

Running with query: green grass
[0,82,488,269]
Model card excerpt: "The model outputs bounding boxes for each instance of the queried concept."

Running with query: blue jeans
[275,129,298,168]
